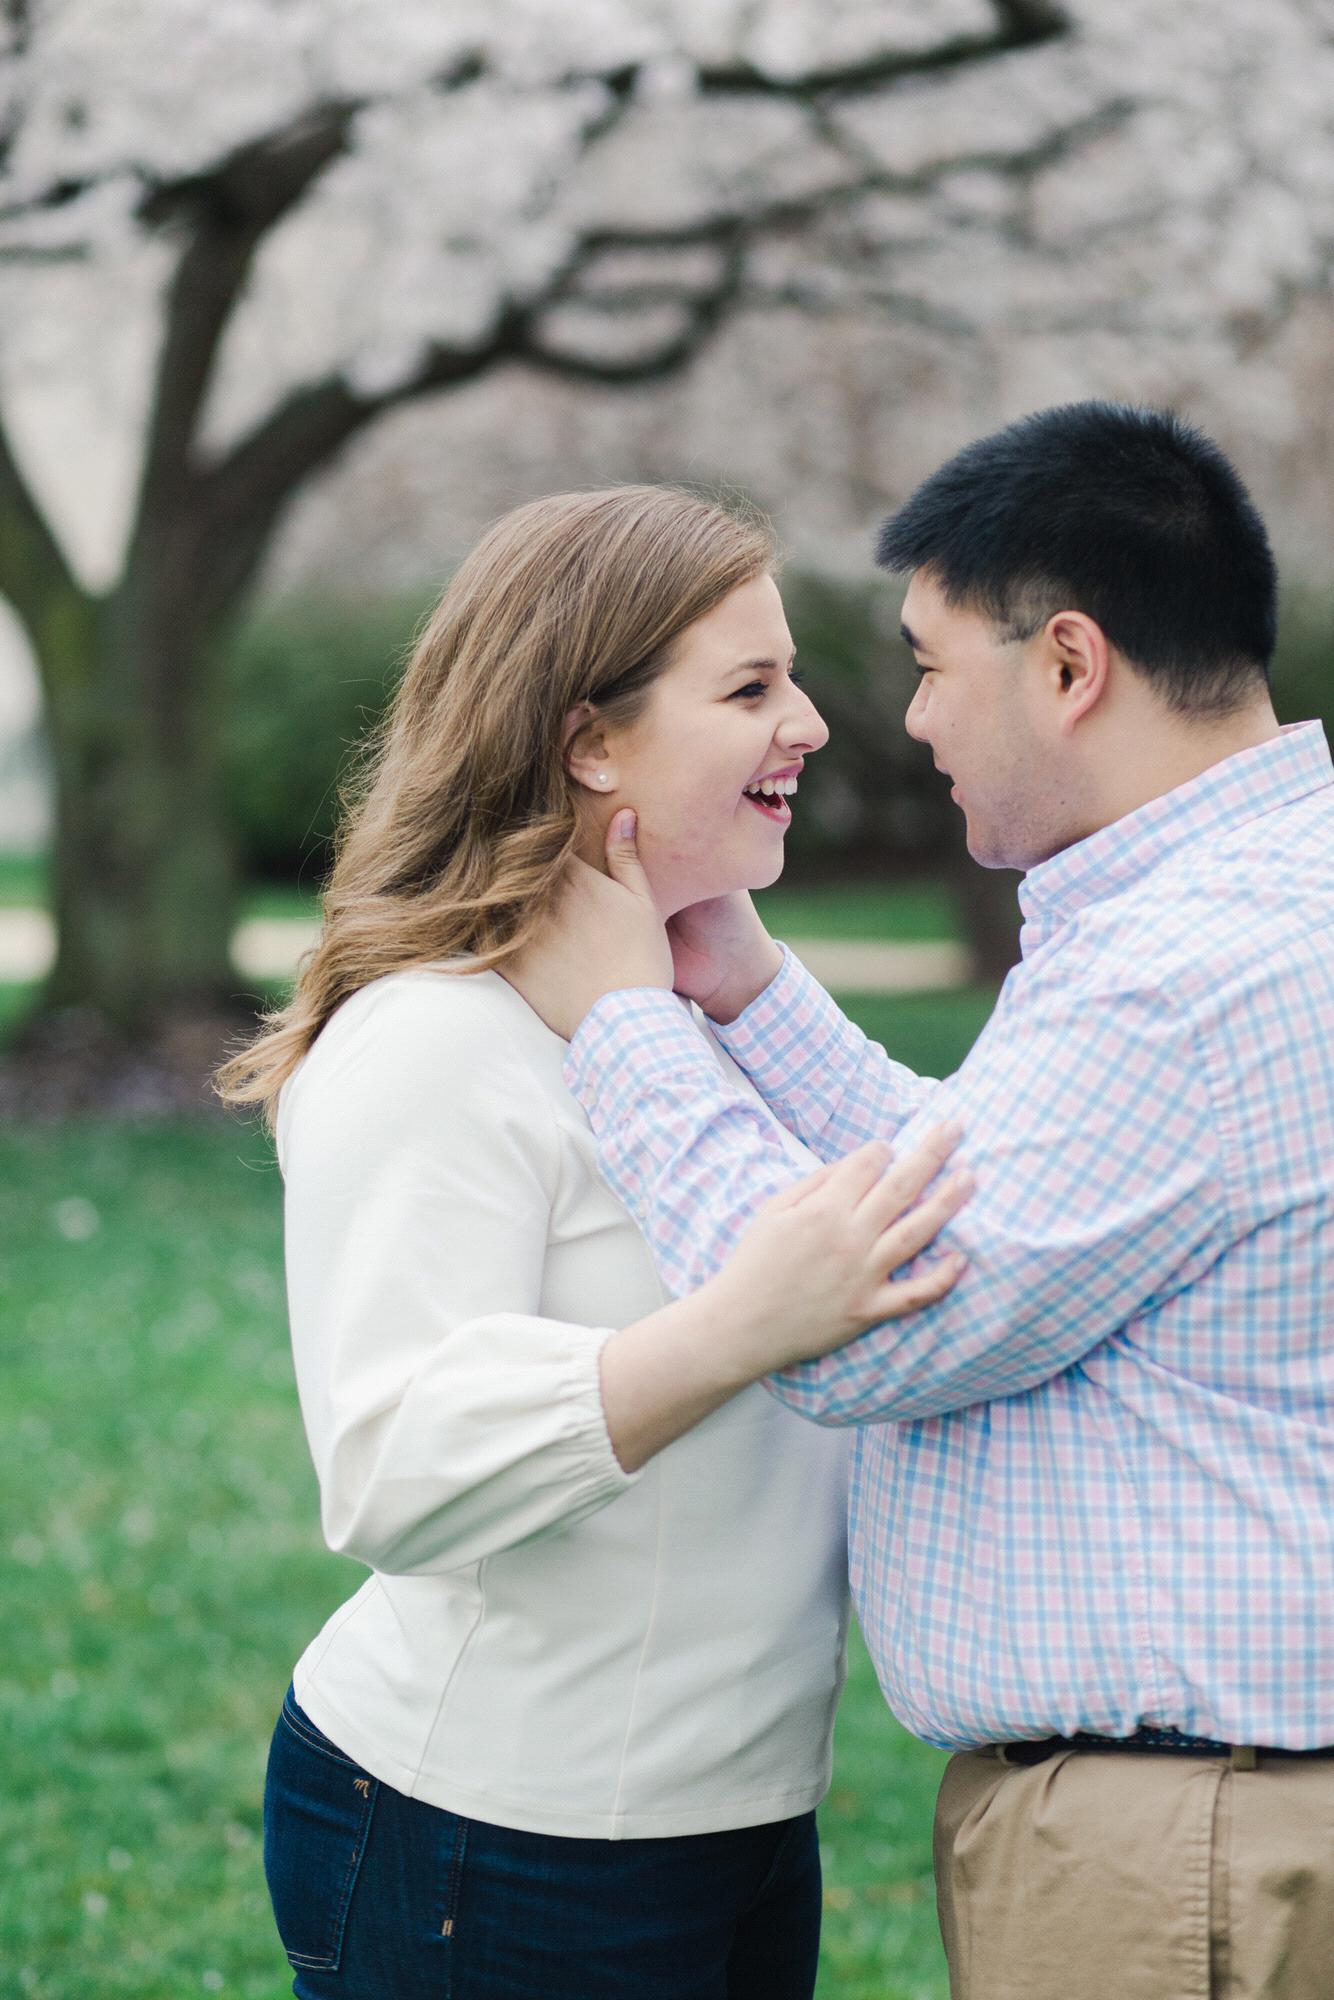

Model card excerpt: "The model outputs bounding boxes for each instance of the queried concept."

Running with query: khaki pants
[934,1746,1334,1999]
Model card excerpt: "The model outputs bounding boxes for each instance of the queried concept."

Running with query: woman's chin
[749,849,787,892]
[707,869,786,907]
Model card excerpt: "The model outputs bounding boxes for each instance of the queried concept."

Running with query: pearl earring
[597,773,609,786]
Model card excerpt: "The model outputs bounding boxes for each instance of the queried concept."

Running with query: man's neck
[1081,699,1281,837]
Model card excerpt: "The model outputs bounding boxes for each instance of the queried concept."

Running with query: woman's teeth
[743,777,798,799]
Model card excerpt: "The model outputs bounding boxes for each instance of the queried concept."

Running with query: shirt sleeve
[710,943,938,1159]
[564,974,1230,1426]
[278,975,639,1578]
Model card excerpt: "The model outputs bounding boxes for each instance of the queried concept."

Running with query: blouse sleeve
[277,972,640,1578]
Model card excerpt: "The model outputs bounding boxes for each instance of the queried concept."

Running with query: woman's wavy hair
[215,484,777,1128]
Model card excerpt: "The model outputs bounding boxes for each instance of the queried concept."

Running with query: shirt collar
[1017,720,1333,954]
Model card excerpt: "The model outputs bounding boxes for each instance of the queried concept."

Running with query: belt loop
[1231,1745,1258,1772]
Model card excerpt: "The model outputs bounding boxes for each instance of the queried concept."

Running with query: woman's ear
[563,702,616,795]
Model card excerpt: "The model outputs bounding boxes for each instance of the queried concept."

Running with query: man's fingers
[603,809,654,898]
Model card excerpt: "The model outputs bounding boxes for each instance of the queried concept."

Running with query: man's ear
[1043,611,1111,731]
[563,702,616,794]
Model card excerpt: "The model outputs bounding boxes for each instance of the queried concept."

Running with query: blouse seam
[608,1459,665,1822]
[411,1556,489,1793]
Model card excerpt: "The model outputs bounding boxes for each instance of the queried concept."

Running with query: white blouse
[277,965,850,1840]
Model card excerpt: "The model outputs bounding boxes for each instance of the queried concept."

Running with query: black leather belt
[993,1726,1334,1769]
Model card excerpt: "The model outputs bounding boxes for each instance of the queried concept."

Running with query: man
[512,404,1334,1998]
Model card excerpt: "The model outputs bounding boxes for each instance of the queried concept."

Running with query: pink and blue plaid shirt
[565,723,1334,1750]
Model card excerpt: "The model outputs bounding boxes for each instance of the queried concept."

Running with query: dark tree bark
[942,813,1024,986]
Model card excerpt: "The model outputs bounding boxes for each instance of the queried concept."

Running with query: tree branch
[0,399,80,639]
[197,70,1121,597]
[692,0,1067,97]
[129,98,366,549]
[527,235,746,383]
[201,321,524,537]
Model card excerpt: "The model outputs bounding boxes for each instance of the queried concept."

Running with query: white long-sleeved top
[277,964,850,1840]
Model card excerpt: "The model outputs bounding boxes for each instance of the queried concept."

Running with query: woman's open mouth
[742,777,795,825]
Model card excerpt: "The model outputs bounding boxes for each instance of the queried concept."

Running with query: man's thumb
[605,809,645,886]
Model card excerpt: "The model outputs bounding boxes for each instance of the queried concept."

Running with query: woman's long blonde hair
[215,485,776,1127]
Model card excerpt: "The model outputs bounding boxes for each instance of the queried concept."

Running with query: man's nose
[904,684,928,742]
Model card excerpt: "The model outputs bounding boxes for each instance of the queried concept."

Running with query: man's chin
[962,817,1009,870]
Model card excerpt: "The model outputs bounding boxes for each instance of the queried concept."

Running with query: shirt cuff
[564,988,716,1132]
[711,942,856,1097]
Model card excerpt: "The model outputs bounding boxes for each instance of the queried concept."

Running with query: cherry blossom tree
[0,0,1330,1069]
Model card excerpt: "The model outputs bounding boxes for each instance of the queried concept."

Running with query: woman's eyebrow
[724,652,796,676]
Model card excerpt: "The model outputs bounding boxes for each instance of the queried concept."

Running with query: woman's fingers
[781,1140,892,1211]
[867,1249,969,1322]
[760,1160,837,1212]
[873,1164,973,1273]
[859,1121,963,1218]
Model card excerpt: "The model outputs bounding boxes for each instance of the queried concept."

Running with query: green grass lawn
[753,880,958,943]
[1,990,990,1998]
[0,856,956,945]
[0,851,44,907]
[0,858,325,926]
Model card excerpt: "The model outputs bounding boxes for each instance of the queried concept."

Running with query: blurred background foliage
[222,573,1334,886]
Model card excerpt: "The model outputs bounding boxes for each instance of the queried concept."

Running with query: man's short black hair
[877,402,1278,715]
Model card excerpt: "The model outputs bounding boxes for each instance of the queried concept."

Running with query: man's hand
[667,892,783,1023]
[501,812,672,1040]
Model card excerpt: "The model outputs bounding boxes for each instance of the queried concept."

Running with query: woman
[217,486,969,2000]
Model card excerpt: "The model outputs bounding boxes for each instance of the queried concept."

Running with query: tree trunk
[942,814,1024,985]
[31,576,240,1035]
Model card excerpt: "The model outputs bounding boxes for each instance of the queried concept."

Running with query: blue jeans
[263,1686,823,1999]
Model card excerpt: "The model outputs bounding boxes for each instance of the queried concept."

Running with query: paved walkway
[0,909,969,994]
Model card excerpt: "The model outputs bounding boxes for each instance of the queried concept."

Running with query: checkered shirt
[564,722,1334,1750]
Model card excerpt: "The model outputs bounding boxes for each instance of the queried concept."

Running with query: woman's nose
[779,688,830,753]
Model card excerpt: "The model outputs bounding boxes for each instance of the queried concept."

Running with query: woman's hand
[711,1126,972,1376]
[599,1124,971,1470]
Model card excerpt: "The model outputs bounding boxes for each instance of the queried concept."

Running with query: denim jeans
[263,1686,823,1999]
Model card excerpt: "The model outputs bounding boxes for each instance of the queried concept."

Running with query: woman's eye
[729,669,807,701]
